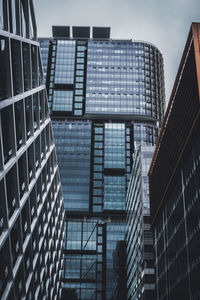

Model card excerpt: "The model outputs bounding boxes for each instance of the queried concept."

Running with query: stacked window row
[86,40,164,120]
[0,151,64,299]
[126,150,142,297]
[52,121,91,212]
[47,40,56,111]
[55,40,76,85]
[104,176,126,210]
[134,122,158,146]
[39,39,50,82]
[74,41,87,116]
[0,91,50,168]
[104,123,126,169]
[0,35,43,102]
[52,90,73,112]
[92,122,132,212]
[0,141,58,234]
[0,0,36,40]
[155,127,200,300]
[126,147,155,300]
[106,222,127,300]
[93,124,104,213]
[48,39,87,116]
[62,220,104,300]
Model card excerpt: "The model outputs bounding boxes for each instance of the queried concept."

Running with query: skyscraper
[0,1,64,299]
[126,146,155,300]
[149,23,200,300]
[39,26,165,300]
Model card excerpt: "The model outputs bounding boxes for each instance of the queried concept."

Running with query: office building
[149,23,200,300]
[39,26,165,300]
[0,1,64,299]
[126,146,155,300]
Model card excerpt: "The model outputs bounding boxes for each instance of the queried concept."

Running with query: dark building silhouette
[39,26,165,300]
[0,1,64,299]
[112,240,127,300]
[149,23,200,300]
[61,288,79,300]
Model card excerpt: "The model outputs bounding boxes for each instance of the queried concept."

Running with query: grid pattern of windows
[66,221,97,251]
[154,125,200,300]
[126,146,155,300]
[62,220,103,300]
[134,122,158,146]
[39,39,50,82]
[104,176,126,210]
[65,255,97,280]
[86,41,165,120]
[106,222,126,300]
[53,90,73,112]
[0,2,64,299]
[74,41,87,116]
[104,123,125,169]
[53,121,91,211]
[92,124,104,213]
[55,40,76,84]
[0,36,43,100]
[0,0,36,39]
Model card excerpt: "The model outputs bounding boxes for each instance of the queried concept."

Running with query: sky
[34,0,200,103]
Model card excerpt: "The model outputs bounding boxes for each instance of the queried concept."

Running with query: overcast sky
[34,0,200,103]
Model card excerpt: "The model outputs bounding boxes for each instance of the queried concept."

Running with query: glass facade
[104,176,126,210]
[106,222,127,299]
[53,90,73,112]
[39,38,49,82]
[53,121,92,211]
[55,40,76,84]
[104,123,126,169]
[149,24,200,300]
[39,28,165,300]
[154,121,200,300]
[133,122,158,146]
[0,2,64,300]
[62,219,104,300]
[126,146,155,300]
[86,41,164,120]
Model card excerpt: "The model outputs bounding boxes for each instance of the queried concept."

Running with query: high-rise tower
[39,26,165,300]
[0,2,64,299]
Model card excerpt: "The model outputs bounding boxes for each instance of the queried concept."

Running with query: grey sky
[34,0,200,103]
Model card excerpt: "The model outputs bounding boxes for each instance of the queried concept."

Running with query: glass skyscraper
[39,26,165,300]
[0,1,64,299]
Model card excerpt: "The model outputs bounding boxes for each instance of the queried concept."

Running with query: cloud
[34,0,200,103]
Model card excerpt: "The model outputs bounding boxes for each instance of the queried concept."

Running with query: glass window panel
[0,36,11,100]
[52,90,73,112]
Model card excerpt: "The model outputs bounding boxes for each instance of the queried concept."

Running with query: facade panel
[0,2,64,299]
[62,219,104,300]
[126,146,155,300]
[86,40,164,120]
[53,121,92,211]
[39,27,165,300]
[149,23,200,300]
